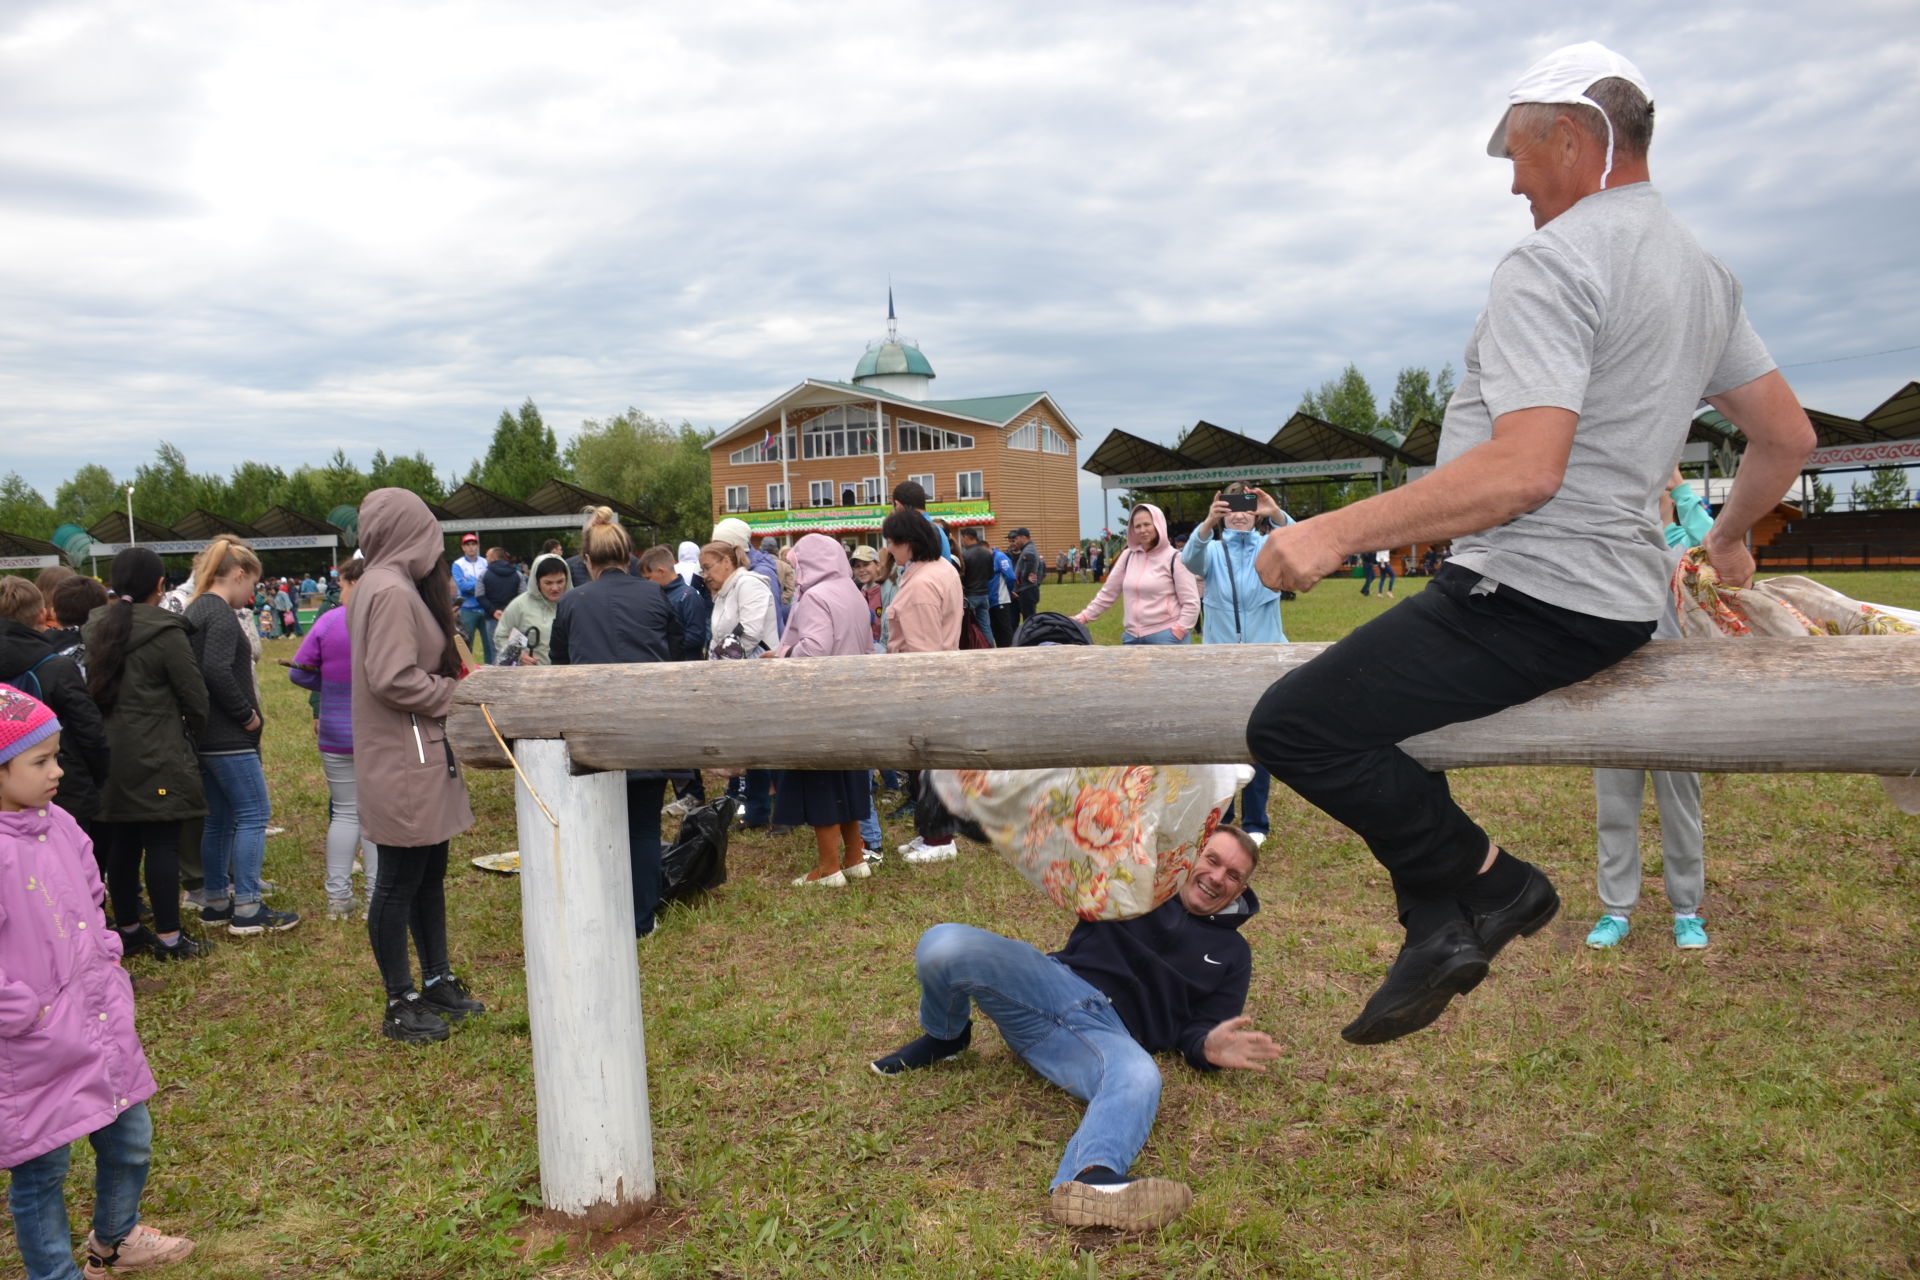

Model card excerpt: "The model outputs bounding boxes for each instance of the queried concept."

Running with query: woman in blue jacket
[1179,483,1293,846]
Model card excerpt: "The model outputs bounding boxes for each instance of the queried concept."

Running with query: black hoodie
[1052,887,1259,1072]
[0,619,111,821]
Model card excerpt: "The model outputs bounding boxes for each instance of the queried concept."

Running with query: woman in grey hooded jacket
[349,488,485,1044]
[495,552,571,664]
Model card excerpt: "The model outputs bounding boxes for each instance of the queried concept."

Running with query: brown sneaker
[82,1223,195,1276]
[1049,1176,1192,1230]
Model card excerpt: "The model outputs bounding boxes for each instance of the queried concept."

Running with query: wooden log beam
[449,637,1920,776]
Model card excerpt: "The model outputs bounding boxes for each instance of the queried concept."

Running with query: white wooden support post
[511,737,656,1225]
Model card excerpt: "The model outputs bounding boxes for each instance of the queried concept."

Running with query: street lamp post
[126,485,137,548]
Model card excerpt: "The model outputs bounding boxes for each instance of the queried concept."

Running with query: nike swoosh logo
[1203,954,1222,965]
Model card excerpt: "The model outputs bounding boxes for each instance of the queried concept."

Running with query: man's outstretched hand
[1202,1016,1285,1072]
[1254,519,1346,593]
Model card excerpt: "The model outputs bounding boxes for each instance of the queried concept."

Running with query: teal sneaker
[1585,915,1630,949]
[1673,916,1709,950]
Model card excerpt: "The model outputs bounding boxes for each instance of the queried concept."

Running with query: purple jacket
[290,606,353,755]
[0,803,155,1168]
[776,534,873,659]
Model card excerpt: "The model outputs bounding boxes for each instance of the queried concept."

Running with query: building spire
[887,280,897,341]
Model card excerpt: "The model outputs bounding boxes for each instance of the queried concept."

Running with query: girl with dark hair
[185,537,297,935]
[349,489,483,1044]
[82,547,213,959]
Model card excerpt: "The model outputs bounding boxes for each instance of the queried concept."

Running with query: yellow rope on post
[482,703,559,829]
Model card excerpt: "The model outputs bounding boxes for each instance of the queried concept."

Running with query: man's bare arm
[1253,408,1577,592]
[1700,370,1817,588]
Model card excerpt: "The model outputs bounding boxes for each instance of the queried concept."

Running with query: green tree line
[0,398,722,549]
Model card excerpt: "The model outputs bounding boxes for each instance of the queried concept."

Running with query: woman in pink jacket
[773,534,875,887]
[1072,503,1199,644]
[0,687,194,1280]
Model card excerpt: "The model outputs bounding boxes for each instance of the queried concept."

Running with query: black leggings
[98,820,182,935]
[367,841,451,999]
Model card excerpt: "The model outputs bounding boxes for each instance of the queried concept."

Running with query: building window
[809,480,837,507]
[767,483,788,510]
[802,405,881,460]
[729,430,793,465]
[908,473,935,500]
[725,486,749,513]
[892,420,974,452]
[1008,421,1037,451]
[957,471,984,500]
[1041,425,1072,455]
[859,476,883,504]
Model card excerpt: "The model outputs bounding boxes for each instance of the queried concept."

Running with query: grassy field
[5,570,1918,1279]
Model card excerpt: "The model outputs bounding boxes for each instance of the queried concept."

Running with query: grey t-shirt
[1438,183,1776,620]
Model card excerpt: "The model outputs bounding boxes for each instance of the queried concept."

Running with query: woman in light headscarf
[674,540,702,586]
[772,535,874,885]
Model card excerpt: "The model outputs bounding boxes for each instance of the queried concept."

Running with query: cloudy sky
[3,0,1914,536]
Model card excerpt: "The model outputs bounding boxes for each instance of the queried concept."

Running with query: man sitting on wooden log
[1244,42,1816,1044]
[868,826,1284,1231]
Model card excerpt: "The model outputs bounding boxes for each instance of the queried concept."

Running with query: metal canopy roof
[1268,413,1411,463]
[171,509,262,539]
[1081,429,1201,477]
[1399,418,1443,466]
[1862,380,1920,439]
[524,478,655,525]
[87,511,181,543]
[0,530,61,557]
[1177,421,1300,468]
[250,506,342,538]
[441,482,542,519]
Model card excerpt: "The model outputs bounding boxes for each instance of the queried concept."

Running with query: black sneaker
[152,933,209,961]
[418,976,486,1024]
[228,904,300,935]
[199,901,234,927]
[114,924,161,959]
[383,993,450,1044]
[870,1024,972,1075]
[1465,859,1560,960]
[1340,919,1489,1045]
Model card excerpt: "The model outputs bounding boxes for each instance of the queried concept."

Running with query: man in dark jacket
[870,826,1280,1231]
[956,527,997,646]
[0,582,110,836]
[1007,527,1044,627]
[479,548,522,624]
[638,546,710,661]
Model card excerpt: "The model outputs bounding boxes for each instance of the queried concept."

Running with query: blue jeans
[199,751,270,904]
[963,594,994,647]
[626,777,665,937]
[459,609,496,664]
[859,774,882,853]
[1223,764,1272,836]
[7,1102,152,1280]
[1121,628,1181,645]
[914,923,1162,1188]
[729,769,774,826]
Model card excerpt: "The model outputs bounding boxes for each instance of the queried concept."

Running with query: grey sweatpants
[1593,768,1704,916]
[321,751,376,902]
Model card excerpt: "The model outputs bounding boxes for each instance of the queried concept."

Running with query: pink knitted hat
[0,685,61,767]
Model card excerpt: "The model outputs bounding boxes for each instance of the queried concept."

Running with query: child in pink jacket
[0,686,194,1280]
[1072,502,1199,644]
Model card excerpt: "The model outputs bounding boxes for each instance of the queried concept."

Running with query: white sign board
[88,535,339,557]
[1802,439,1920,470]
[0,555,60,571]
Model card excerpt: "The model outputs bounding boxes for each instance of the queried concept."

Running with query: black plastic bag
[660,795,736,903]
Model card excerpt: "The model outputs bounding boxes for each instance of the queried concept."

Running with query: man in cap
[1006,527,1043,628]
[1244,42,1814,1044]
[449,532,494,663]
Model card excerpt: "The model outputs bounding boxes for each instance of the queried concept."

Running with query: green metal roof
[853,341,935,380]
[920,393,1049,425]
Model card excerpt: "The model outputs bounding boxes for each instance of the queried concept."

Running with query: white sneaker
[903,840,957,864]
[862,847,884,864]
[897,835,927,856]
[1245,831,1267,849]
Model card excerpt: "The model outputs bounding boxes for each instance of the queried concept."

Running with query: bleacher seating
[1754,508,1920,568]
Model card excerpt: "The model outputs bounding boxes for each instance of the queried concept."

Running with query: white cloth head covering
[1487,41,1652,189]
[712,517,752,550]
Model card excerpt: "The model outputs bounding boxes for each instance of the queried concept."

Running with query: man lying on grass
[870,826,1284,1231]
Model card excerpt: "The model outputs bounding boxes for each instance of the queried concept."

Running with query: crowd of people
[1,39,1823,1266]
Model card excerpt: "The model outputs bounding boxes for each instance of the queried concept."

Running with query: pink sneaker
[82,1223,195,1276]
